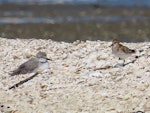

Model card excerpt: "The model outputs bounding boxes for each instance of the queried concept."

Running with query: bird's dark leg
[119,58,125,66]
[119,57,125,66]
[114,58,124,68]
[122,60,125,66]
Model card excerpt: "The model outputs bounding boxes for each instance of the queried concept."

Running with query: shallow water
[0,16,150,24]
[0,4,149,42]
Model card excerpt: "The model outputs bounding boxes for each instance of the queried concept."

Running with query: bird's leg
[122,60,125,66]
[119,57,125,66]
[114,58,124,68]
[119,58,125,66]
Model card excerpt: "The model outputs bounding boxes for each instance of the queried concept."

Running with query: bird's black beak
[109,44,113,47]
[46,58,52,60]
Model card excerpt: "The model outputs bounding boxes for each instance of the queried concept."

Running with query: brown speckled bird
[111,39,135,65]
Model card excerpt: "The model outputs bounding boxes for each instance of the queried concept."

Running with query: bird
[111,39,135,66]
[10,52,51,76]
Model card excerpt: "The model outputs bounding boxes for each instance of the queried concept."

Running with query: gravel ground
[0,37,149,113]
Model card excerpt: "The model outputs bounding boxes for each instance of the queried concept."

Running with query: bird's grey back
[10,58,39,76]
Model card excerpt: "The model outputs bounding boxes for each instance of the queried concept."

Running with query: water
[0,0,150,24]
[0,16,150,24]
[0,0,149,42]
[0,0,150,6]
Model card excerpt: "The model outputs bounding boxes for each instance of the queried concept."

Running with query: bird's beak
[109,44,113,47]
[46,58,52,61]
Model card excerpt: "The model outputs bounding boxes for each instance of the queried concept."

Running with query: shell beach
[0,37,149,113]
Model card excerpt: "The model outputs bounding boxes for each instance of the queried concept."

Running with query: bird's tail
[10,69,20,76]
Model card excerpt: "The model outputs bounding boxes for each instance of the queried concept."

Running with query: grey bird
[10,52,50,76]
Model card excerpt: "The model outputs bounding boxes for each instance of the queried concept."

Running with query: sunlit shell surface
[0,37,149,113]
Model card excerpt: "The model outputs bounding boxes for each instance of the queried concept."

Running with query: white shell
[0,37,149,113]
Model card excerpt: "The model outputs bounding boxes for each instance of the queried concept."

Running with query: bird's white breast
[38,58,49,72]
[112,45,130,59]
